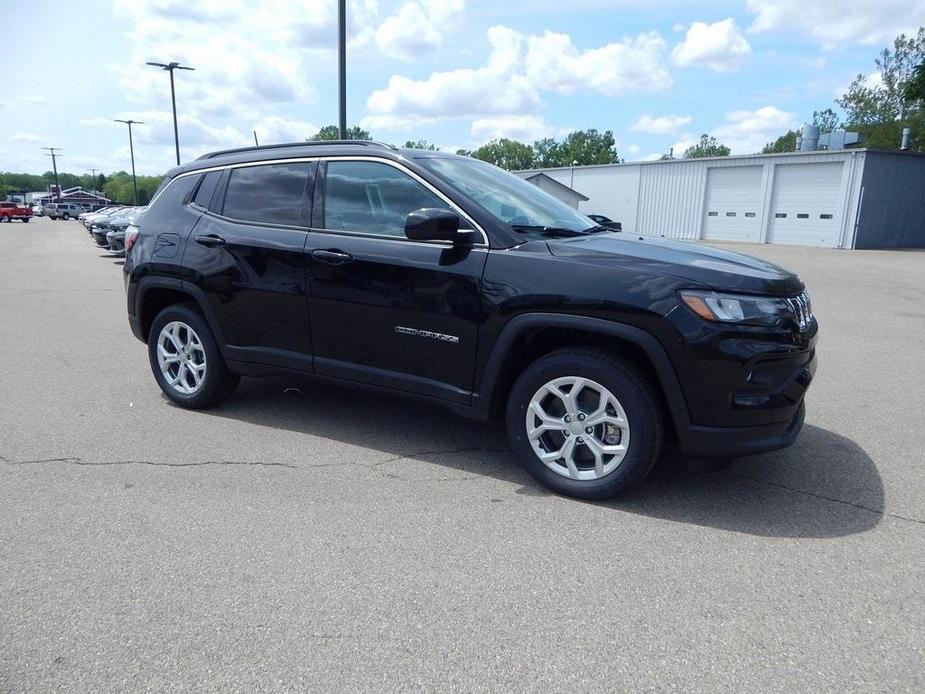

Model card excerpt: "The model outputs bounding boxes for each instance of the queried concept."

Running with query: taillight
[125,224,141,253]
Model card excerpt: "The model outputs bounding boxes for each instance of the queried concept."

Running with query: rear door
[182,161,316,369]
[305,158,487,402]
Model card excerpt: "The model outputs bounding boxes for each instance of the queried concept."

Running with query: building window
[725,212,736,217]
[745,212,756,218]
[775,213,787,218]
[708,211,718,216]
[820,213,833,220]
[797,213,809,219]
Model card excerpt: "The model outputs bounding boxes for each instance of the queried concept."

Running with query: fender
[472,313,692,431]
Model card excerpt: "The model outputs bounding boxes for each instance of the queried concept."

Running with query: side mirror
[404,208,472,245]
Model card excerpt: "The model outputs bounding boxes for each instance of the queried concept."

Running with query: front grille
[786,291,813,330]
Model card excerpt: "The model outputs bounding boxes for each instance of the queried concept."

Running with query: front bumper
[677,400,806,459]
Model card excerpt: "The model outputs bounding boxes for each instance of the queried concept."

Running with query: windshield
[419,156,599,238]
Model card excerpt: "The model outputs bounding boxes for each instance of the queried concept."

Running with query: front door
[182,161,316,368]
[306,159,487,403]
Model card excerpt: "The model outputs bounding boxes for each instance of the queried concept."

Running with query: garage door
[767,162,843,247]
[702,166,763,241]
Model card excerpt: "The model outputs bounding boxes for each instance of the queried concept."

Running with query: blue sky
[3,0,924,176]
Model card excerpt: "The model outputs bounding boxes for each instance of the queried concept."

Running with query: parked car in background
[45,202,84,220]
[80,206,122,228]
[90,207,139,248]
[102,207,146,256]
[0,202,33,222]
[32,204,44,217]
[588,214,622,232]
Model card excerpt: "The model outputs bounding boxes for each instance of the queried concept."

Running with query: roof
[517,171,589,201]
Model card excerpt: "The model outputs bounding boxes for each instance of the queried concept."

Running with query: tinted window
[222,162,313,226]
[193,171,222,209]
[323,161,450,237]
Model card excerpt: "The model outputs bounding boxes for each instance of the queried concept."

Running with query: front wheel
[62,213,70,220]
[506,348,664,500]
[148,303,240,409]
[22,217,30,223]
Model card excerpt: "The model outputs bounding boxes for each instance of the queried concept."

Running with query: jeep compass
[124,141,817,499]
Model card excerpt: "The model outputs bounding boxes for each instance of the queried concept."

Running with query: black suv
[124,141,817,499]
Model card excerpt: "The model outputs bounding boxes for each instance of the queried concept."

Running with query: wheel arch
[135,278,226,352]
[474,313,692,437]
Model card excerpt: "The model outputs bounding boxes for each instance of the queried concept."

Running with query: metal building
[519,149,925,249]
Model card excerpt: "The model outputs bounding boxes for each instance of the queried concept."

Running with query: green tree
[682,134,731,158]
[403,139,438,150]
[530,130,620,167]
[837,27,925,150]
[308,124,372,141]
[762,129,800,153]
[904,61,925,103]
[812,108,841,133]
[470,139,535,170]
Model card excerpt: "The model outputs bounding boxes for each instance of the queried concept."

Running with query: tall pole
[115,119,144,205]
[43,147,61,201]
[338,0,347,139]
[147,61,195,166]
[89,168,98,193]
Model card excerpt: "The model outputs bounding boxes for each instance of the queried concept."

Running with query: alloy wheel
[156,321,207,395]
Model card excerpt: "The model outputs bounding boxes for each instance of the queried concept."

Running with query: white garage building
[518,149,925,249]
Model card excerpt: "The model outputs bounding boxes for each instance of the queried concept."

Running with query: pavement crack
[730,472,925,526]
[7,457,297,469]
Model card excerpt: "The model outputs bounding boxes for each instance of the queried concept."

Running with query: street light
[146,61,195,165]
[114,119,144,205]
[338,0,346,139]
[42,147,61,201]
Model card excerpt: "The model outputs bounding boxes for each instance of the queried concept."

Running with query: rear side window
[192,171,222,210]
[323,160,450,237]
[222,162,313,226]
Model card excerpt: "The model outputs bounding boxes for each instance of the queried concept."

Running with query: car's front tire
[506,348,663,500]
[62,213,70,220]
[148,303,240,409]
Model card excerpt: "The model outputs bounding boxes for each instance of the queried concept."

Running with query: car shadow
[190,375,883,539]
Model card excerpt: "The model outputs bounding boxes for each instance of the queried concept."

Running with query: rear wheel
[62,213,70,220]
[148,303,239,409]
[506,348,663,500]
[22,217,29,223]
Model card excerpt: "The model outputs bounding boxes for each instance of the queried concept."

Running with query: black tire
[148,302,240,409]
[62,213,70,220]
[22,217,30,223]
[505,348,663,500]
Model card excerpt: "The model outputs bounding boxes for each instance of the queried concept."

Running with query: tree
[837,27,925,150]
[905,61,925,103]
[682,134,731,158]
[403,139,438,150]
[470,139,535,170]
[308,125,372,141]
[812,108,841,134]
[762,129,799,153]
[531,130,620,167]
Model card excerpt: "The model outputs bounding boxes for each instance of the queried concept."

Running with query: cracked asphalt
[1,217,923,692]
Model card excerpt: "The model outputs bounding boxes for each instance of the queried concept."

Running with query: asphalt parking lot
[1,216,923,692]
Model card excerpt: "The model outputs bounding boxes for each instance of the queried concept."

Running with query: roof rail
[197,140,398,160]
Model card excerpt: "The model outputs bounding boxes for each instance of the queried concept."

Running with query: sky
[2,0,924,176]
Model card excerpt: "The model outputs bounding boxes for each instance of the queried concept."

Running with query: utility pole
[146,61,195,165]
[115,119,144,205]
[338,0,347,139]
[42,147,61,201]
[89,168,98,194]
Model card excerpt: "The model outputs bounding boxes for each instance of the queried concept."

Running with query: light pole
[42,147,61,201]
[338,0,346,139]
[89,168,98,193]
[146,61,195,165]
[115,119,144,205]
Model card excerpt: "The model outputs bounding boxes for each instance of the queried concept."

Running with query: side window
[221,162,313,226]
[192,171,221,210]
[323,160,451,237]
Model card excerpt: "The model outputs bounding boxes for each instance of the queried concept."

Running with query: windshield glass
[419,156,598,237]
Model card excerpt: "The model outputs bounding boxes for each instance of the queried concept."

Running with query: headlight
[679,290,799,327]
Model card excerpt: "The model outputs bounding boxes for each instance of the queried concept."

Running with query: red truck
[0,202,33,223]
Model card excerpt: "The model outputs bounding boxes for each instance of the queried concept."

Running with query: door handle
[311,249,353,264]
[195,234,226,247]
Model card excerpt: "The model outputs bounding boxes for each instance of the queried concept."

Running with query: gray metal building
[519,149,925,249]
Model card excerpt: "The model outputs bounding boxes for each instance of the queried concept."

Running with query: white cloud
[627,144,640,155]
[669,133,698,157]
[375,0,465,61]
[525,30,671,95]
[672,19,751,72]
[833,71,883,98]
[364,24,671,129]
[643,152,663,161]
[9,132,43,143]
[747,0,925,48]
[630,114,692,134]
[470,115,565,142]
[713,105,797,153]
[252,116,320,144]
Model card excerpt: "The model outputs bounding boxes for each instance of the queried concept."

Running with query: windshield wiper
[510,224,589,238]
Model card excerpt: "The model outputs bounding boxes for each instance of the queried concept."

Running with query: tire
[148,302,240,409]
[22,218,30,223]
[506,348,663,500]
[62,213,70,220]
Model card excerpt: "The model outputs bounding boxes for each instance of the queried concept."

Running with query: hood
[546,233,804,296]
